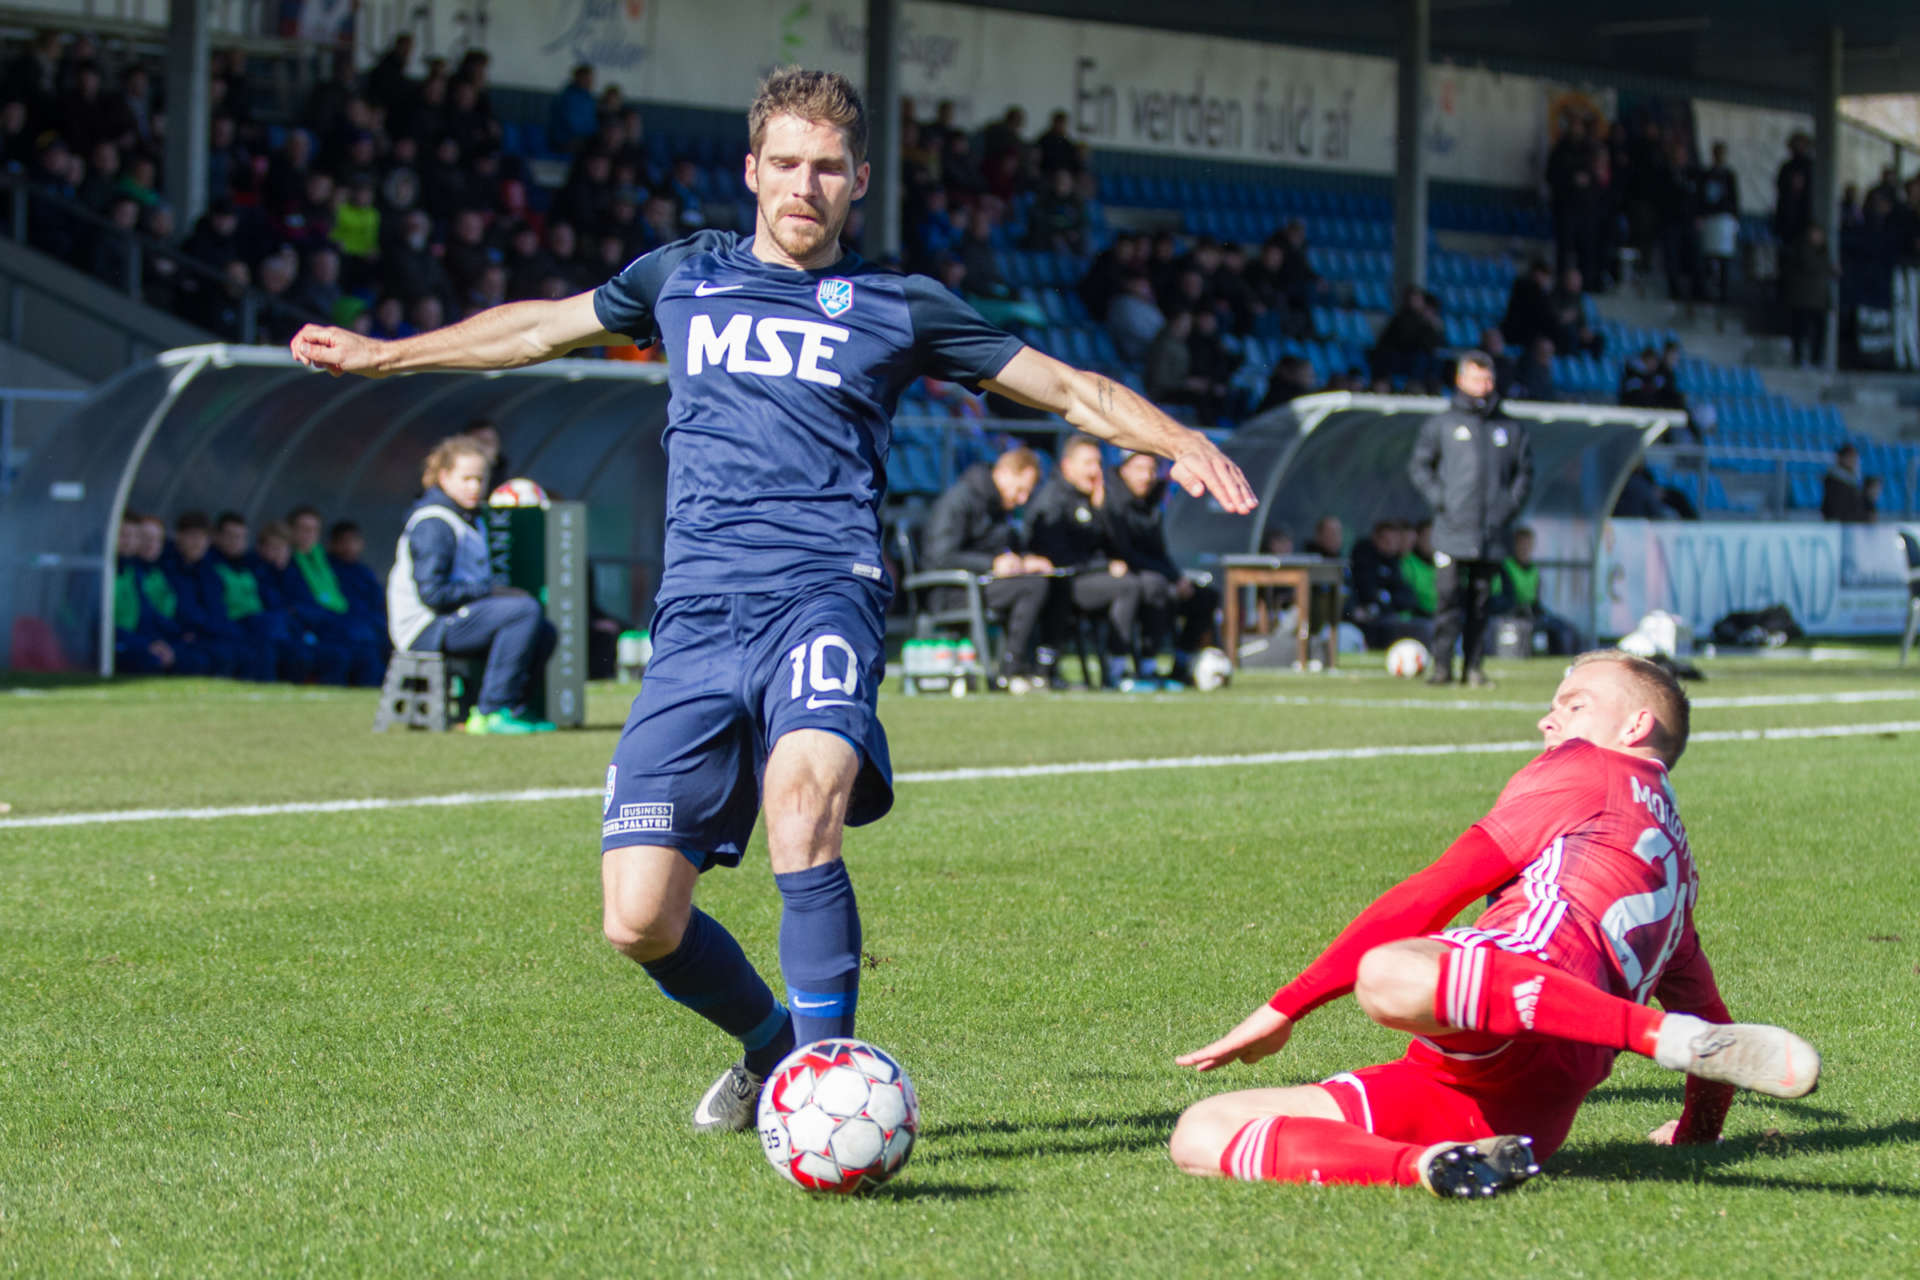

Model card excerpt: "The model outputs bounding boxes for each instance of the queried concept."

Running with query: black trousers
[934,575,1050,674]
[1135,571,1219,655]
[1046,570,1141,656]
[1431,558,1500,674]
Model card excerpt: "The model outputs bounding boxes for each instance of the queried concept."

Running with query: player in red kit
[1170,652,1821,1198]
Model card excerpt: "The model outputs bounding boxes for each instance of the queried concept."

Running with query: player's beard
[763,200,847,267]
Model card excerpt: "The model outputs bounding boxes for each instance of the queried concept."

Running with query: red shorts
[1317,936,1619,1159]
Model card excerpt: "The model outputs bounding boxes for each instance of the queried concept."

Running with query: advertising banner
[1596,518,1915,638]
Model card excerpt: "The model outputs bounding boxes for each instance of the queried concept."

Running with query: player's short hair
[286,503,320,524]
[175,510,210,533]
[1458,349,1494,373]
[748,67,868,165]
[1572,649,1692,765]
[257,520,292,547]
[421,434,491,491]
[994,446,1040,477]
[328,519,361,541]
[214,510,246,531]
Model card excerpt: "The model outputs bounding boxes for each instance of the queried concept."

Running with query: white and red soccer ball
[488,477,550,508]
[757,1038,919,1194]
[1385,637,1430,678]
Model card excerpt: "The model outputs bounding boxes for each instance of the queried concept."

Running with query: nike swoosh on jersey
[805,696,856,709]
[694,281,744,295]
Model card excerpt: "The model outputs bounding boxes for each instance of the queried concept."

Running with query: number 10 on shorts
[788,634,860,707]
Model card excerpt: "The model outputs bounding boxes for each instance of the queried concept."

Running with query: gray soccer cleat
[1653,1014,1822,1099]
[691,1059,765,1133]
[1417,1135,1542,1200]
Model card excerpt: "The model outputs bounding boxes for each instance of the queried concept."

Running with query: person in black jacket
[920,447,1051,688]
[1346,519,1430,650]
[1027,434,1143,688]
[1407,352,1533,687]
[1106,451,1220,684]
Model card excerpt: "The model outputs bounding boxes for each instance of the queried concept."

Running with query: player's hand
[290,324,391,378]
[1647,1120,1680,1146]
[991,552,1023,577]
[1021,555,1054,574]
[1176,1005,1294,1072]
[1169,440,1257,515]
[1107,559,1128,577]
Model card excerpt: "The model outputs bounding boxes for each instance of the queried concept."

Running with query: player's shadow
[1582,1084,1850,1121]
[916,1110,1184,1165]
[1553,1117,1920,1197]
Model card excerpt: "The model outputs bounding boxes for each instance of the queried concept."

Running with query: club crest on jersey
[816,277,855,318]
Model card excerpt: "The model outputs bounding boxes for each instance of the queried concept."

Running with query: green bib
[294,545,348,614]
[139,565,177,620]
[214,561,264,621]
[1503,558,1539,611]
[1400,553,1436,616]
[114,566,142,630]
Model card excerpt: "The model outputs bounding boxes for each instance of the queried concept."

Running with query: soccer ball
[758,1038,919,1194]
[1385,638,1430,678]
[488,477,550,508]
[1190,646,1233,692]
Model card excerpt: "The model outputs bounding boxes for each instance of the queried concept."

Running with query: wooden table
[1219,555,1346,670]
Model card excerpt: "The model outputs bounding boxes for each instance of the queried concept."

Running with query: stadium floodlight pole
[1813,24,1843,377]
[1392,0,1430,301]
[865,0,903,262]
[164,0,212,229]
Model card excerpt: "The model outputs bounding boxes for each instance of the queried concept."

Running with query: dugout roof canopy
[0,346,673,675]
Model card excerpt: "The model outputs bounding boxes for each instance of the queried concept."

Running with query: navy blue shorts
[600,580,894,869]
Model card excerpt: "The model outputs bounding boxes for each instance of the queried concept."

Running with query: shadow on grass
[1582,1084,1851,1121]
[877,1179,1014,1202]
[1553,1118,1920,1197]
[917,1109,1184,1165]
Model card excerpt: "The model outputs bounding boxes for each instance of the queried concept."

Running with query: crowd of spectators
[5,31,716,346]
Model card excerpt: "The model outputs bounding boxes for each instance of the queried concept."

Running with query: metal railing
[1,174,329,347]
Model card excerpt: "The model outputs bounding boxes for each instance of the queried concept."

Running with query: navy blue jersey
[593,230,1024,601]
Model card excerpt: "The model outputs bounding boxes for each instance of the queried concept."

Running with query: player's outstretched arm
[289,291,628,378]
[981,348,1257,514]
[1175,1005,1294,1072]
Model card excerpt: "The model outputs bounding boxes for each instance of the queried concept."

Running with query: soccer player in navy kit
[292,68,1256,1132]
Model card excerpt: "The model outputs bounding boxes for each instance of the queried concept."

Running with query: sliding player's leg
[1354,935,1819,1098]
[1171,1075,1539,1197]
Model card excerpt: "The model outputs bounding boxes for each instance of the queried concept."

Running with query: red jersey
[1463,738,1700,1004]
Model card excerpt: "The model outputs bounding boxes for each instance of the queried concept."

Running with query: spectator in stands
[390,435,556,733]
[1478,326,1519,396]
[1146,310,1203,418]
[289,245,344,322]
[982,105,1027,172]
[366,33,415,115]
[1347,519,1427,650]
[1491,526,1576,655]
[1656,138,1700,302]
[940,129,986,199]
[1185,309,1234,425]
[1258,354,1318,412]
[1697,141,1740,304]
[1035,109,1082,177]
[1515,336,1558,402]
[1028,434,1144,689]
[1783,224,1839,368]
[1372,285,1443,388]
[1821,443,1871,522]
[921,446,1052,692]
[1106,451,1218,684]
[1276,220,1323,313]
[1774,132,1814,250]
[1212,242,1257,334]
[1548,267,1589,350]
[1892,182,1920,372]
[1080,231,1140,323]
[1618,345,1662,406]
[1107,272,1164,367]
[88,194,140,288]
[1026,165,1087,254]
[1408,351,1531,688]
[957,204,1007,296]
[330,175,382,287]
[1862,475,1883,521]
[1243,237,1292,333]
[1546,117,1592,273]
[550,64,599,153]
[1500,259,1556,351]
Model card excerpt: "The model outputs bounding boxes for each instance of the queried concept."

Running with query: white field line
[1256,689,1920,713]
[4,719,1918,832]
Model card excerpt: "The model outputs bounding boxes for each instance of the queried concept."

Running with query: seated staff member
[389,434,558,734]
[1027,434,1142,689]
[1105,450,1220,685]
[921,446,1052,692]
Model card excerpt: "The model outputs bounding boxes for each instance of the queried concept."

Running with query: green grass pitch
[2,654,1917,1276]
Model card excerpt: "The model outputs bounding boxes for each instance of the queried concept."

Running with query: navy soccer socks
[775,860,862,1045]
[641,908,793,1077]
